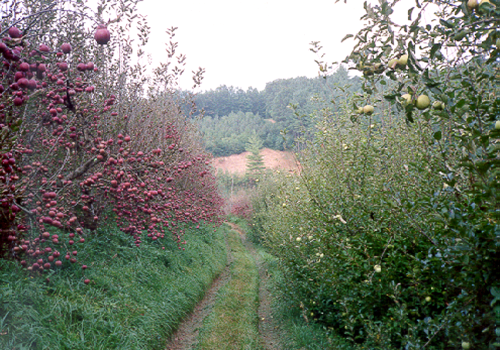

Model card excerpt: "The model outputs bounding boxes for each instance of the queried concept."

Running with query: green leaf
[408,7,414,21]
[439,19,454,28]
[430,43,442,59]
[406,109,414,123]
[383,93,397,101]
[341,34,354,43]
[456,99,467,109]
[494,305,500,318]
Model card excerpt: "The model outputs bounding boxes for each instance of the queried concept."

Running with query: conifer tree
[245,133,265,176]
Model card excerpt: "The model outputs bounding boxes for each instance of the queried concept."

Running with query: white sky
[132,0,416,92]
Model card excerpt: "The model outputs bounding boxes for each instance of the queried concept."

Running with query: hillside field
[212,148,299,175]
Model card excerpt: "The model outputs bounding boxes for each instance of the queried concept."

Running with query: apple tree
[0,0,223,276]
[252,0,500,348]
[334,0,500,346]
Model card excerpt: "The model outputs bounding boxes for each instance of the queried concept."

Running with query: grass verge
[195,222,260,350]
[0,223,227,350]
[264,255,338,350]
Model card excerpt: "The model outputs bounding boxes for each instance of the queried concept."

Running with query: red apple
[94,25,110,45]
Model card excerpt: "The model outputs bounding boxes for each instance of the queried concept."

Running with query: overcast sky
[132,0,415,92]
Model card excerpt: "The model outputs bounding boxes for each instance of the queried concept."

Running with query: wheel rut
[165,235,233,350]
[165,222,281,350]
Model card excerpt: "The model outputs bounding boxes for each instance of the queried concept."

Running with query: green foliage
[253,98,456,347]
[196,68,362,157]
[340,1,500,346]
[198,111,285,157]
[252,9,500,343]
[245,134,266,176]
[0,223,227,350]
[263,67,361,132]
[195,85,266,118]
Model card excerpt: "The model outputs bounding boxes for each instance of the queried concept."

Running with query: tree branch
[64,157,98,182]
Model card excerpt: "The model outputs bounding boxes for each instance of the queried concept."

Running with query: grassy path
[165,222,282,350]
[165,235,233,350]
[227,222,282,350]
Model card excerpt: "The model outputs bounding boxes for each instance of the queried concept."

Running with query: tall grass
[0,223,227,350]
[263,252,337,350]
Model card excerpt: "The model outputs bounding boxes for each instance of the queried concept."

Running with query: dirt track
[165,237,232,350]
[164,222,282,350]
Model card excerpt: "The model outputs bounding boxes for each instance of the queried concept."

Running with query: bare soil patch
[213,148,299,175]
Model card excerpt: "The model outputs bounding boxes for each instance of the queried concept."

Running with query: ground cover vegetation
[248,0,500,348]
[0,222,227,349]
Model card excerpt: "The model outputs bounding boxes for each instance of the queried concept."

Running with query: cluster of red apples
[0,20,223,278]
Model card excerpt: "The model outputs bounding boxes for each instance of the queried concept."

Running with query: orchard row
[0,0,223,277]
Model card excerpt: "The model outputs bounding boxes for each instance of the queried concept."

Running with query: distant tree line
[198,112,285,157]
[194,66,362,157]
[195,86,266,117]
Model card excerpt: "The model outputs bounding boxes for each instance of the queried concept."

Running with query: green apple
[388,58,398,69]
[363,105,374,115]
[461,341,471,349]
[495,121,500,129]
[467,0,478,9]
[401,94,412,106]
[432,101,445,110]
[416,95,431,110]
[397,54,408,68]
